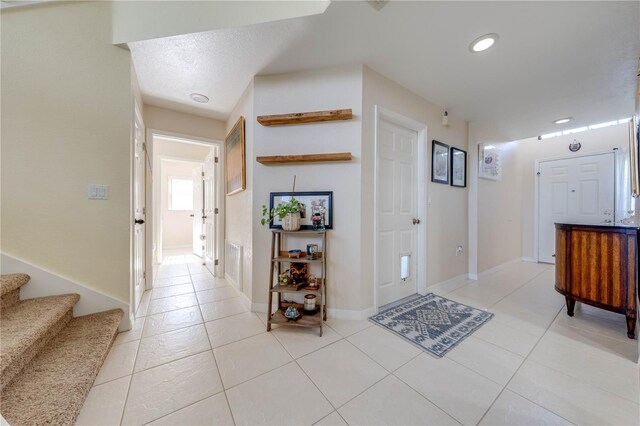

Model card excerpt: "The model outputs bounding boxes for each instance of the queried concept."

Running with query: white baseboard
[1,253,130,331]
[225,272,241,291]
[468,273,479,280]
[426,273,471,294]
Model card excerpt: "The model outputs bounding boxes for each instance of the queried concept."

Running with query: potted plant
[261,176,303,231]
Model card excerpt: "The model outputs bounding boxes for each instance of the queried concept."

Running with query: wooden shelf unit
[257,109,352,126]
[266,229,328,336]
[256,153,352,165]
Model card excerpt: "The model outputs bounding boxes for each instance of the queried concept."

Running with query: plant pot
[282,212,301,231]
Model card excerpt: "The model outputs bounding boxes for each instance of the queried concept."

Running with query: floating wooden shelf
[257,109,352,126]
[256,153,352,165]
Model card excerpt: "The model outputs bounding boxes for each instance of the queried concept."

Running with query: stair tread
[0,294,80,374]
[1,309,124,426]
[0,273,30,297]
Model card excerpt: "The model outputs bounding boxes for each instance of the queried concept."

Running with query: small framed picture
[478,143,501,180]
[431,140,450,184]
[450,147,467,188]
[269,191,333,230]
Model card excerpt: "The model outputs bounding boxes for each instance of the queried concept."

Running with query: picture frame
[225,116,245,195]
[450,147,467,188]
[269,191,333,230]
[478,143,501,180]
[431,140,450,184]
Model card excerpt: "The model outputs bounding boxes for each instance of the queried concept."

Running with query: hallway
[76,256,639,425]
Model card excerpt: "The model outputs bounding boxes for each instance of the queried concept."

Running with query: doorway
[374,106,427,308]
[537,151,616,263]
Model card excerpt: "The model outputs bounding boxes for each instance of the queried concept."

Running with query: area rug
[369,293,493,358]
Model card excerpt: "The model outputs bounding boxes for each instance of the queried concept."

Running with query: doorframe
[130,100,145,321]
[146,129,225,287]
[373,105,428,311]
[533,148,619,263]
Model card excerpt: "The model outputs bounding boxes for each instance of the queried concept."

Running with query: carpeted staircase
[0,273,123,425]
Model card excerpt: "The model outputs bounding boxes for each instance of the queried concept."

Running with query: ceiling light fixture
[554,117,572,124]
[469,33,498,52]
[190,93,209,104]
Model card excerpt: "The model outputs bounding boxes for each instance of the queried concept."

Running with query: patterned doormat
[369,293,493,358]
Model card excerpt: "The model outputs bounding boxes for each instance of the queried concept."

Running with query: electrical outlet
[456,245,463,256]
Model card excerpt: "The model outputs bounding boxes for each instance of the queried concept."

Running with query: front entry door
[204,148,219,275]
[538,152,615,263]
[133,105,146,313]
[376,120,419,306]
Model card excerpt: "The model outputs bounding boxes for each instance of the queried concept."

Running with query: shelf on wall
[257,109,352,126]
[256,153,352,164]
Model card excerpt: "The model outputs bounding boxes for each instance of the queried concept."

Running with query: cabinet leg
[565,296,575,317]
[625,312,636,339]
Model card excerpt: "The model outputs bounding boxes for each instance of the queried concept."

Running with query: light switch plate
[88,184,109,200]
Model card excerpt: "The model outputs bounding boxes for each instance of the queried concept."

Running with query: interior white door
[377,120,418,306]
[133,106,146,313]
[204,148,218,275]
[192,165,204,258]
[538,152,615,263]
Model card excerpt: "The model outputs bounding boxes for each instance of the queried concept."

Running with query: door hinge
[142,142,147,152]
[142,207,146,215]
[202,171,205,177]
[214,208,219,214]
[214,259,219,266]
[143,271,146,279]
[214,157,219,163]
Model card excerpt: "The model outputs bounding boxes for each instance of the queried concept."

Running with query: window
[169,177,193,211]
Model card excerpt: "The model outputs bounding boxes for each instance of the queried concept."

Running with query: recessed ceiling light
[469,33,498,52]
[190,93,209,104]
[554,117,572,124]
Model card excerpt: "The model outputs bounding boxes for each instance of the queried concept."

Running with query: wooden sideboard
[555,223,638,339]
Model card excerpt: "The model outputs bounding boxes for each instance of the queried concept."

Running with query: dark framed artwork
[450,147,467,188]
[225,116,245,195]
[269,191,333,230]
[431,140,450,184]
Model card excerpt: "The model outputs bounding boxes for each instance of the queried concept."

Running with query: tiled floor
[77,253,640,425]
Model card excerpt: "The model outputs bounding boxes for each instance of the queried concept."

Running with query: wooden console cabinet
[555,223,638,339]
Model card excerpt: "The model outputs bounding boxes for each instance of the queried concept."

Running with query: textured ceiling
[130,1,640,140]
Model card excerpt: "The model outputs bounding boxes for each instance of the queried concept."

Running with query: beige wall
[144,105,226,142]
[1,2,132,303]
[362,67,469,294]
[225,83,254,301]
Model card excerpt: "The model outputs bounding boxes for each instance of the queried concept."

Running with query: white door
[133,106,146,313]
[538,152,615,263]
[192,165,204,258]
[376,120,419,306]
[204,148,218,275]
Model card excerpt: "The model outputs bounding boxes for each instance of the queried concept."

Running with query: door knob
[412,218,421,225]
[135,219,145,225]
[190,214,195,217]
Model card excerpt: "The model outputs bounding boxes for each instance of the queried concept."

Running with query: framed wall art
[431,140,450,184]
[269,191,333,230]
[478,143,501,180]
[450,147,467,188]
[225,116,245,195]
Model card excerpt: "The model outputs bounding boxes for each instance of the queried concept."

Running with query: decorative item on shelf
[284,305,301,320]
[307,275,319,290]
[290,262,308,286]
[261,175,303,231]
[304,294,318,315]
[311,205,326,231]
[267,191,333,230]
[281,300,304,310]
[278,271,290,286]
[287,249,303,259]
[306,244,319,259]
[569,139,582,152]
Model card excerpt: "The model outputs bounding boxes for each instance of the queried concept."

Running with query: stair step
[1,274,30,310]
[1,309,123,426]
[0,294,80,389]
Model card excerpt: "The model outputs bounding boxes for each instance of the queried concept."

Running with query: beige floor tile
[314,411,348,426]
[528,324,639,403]
[196,286,240,304]
[298,340,388,407]
[214,332,292,388]
[347,325,421,372]
[554,302,634,343]
[114,317,145,346]
[479,389,572,426]
[471,316,541,357]
[205,312,265,348]
[338,375,460,425]
[76,376,130,426]
[155,268,190,279]
[146,293,199,316]
[226,362,333,425]
[193,278,230,292]
[200,298,249,322]
[94,340,138,385]
[188,264,213,274]
[153,275,192,288]
[149,392,234,425]
[446,336,524,386]
[122,351,223,425]
[273,323,341,358]
[142,305,203,337]
[507,360,639,426]
[427,276,473,296]
[395,354,502,425]
[190,272,216,282]
[324,318,374,337]
[135,324,211,372]
[151,283,194,300]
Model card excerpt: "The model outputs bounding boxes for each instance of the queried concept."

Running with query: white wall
[160,161,200,249]
[1,2,132,303]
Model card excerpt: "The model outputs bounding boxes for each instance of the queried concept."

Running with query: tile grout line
[117,302,147,426]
